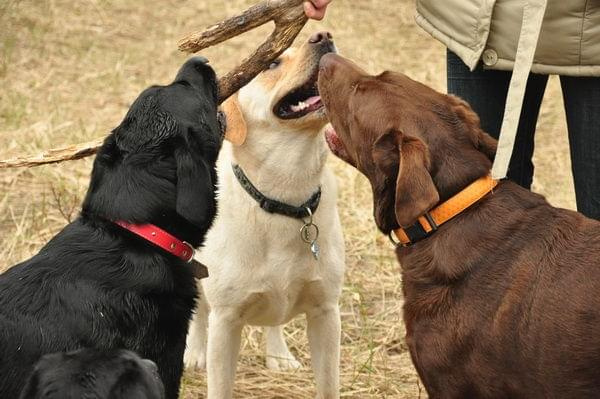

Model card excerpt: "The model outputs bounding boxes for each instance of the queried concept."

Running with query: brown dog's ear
[448,95,497,161]
[373,130,439,227]
[222,94,247,146]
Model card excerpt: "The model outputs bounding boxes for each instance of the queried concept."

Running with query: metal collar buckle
[388,231,400,247]
[182,241,196,263]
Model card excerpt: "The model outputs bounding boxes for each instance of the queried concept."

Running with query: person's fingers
[303,2,324,20]
[311,0,331,7]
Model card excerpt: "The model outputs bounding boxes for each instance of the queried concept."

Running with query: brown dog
[318,53,600,399]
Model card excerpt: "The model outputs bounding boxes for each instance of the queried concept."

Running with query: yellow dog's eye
[268,59,281,70]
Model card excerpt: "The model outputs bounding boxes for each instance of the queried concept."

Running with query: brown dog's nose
[309,31,333,44]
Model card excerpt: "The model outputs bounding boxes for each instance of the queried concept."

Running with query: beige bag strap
[491,0,548,179]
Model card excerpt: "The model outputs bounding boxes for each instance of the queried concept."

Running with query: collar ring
[182,241,196,263]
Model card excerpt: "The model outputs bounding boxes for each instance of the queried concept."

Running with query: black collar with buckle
[231,164,321,220]
[388,212,439,246]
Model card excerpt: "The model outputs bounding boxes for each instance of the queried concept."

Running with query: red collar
[114,221,195,263]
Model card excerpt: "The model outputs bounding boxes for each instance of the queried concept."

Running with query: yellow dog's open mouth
[274,69,323,120]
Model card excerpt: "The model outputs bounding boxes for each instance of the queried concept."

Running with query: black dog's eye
[268,59,281,70]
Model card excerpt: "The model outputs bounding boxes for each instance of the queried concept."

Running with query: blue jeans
[447,50,600,220]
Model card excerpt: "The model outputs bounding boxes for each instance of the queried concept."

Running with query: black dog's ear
[109,369,164,399]
[174,141,215,227]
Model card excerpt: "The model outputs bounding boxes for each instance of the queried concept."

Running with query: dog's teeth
[291,101,309,113]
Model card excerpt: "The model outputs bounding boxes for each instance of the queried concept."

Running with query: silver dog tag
[301,207,320,261]
[310,241,320,260]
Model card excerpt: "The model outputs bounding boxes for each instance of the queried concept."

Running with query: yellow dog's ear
[222,94,247,146]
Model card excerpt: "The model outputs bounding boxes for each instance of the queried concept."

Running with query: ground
[0,0,575,397]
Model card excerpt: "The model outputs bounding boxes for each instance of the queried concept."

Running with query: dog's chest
[199,173,344,324]
[206,166,340,263]
[202,189,340,273]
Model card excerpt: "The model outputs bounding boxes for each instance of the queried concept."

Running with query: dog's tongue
[290,95,322,113]
[305,95,321,105]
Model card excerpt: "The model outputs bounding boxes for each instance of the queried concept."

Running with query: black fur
[0,57,222,399]
[19,348,165,399]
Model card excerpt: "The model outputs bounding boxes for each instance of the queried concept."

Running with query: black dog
[20,348,164,399]
[0,56,222,399]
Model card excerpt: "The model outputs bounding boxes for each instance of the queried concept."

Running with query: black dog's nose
[191,56,210,64]
[309,31,333,44]
[177,56,211,76]
[174,56,216,92]
[141,358,159,375]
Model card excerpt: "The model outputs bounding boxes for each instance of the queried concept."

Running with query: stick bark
[179,0,307,102]
[0,0,307,169]
[0,138,104,169]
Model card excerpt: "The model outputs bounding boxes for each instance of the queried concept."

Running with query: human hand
[304,0,332,21]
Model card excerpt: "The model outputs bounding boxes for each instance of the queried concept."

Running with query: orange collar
[392,175,499,246]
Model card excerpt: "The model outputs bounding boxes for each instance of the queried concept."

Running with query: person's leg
[560,76,600,220]
[447,50,548,189]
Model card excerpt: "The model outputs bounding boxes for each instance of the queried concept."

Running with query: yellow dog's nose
[309,31,333,44]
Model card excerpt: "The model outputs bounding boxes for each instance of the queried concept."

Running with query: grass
[0,0,575,397]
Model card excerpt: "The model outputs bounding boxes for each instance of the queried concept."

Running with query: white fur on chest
[198,144,345,326]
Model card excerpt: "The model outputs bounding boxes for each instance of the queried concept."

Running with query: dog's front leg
[206,310,243,399]
[306,304,341,399]
[184,290,210,369]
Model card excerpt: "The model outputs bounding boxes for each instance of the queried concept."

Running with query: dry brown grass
[0,0,575,397]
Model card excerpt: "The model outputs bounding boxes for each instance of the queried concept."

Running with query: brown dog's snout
[319,52,338,72]
[319,53,367,79]
[319,53,348,79]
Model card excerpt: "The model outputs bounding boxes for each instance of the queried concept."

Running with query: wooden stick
[179,0,307,102]
[0,0,307,169]
[0,138,104,169]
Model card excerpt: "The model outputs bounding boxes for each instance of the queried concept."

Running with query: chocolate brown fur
[319,53,600,399]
